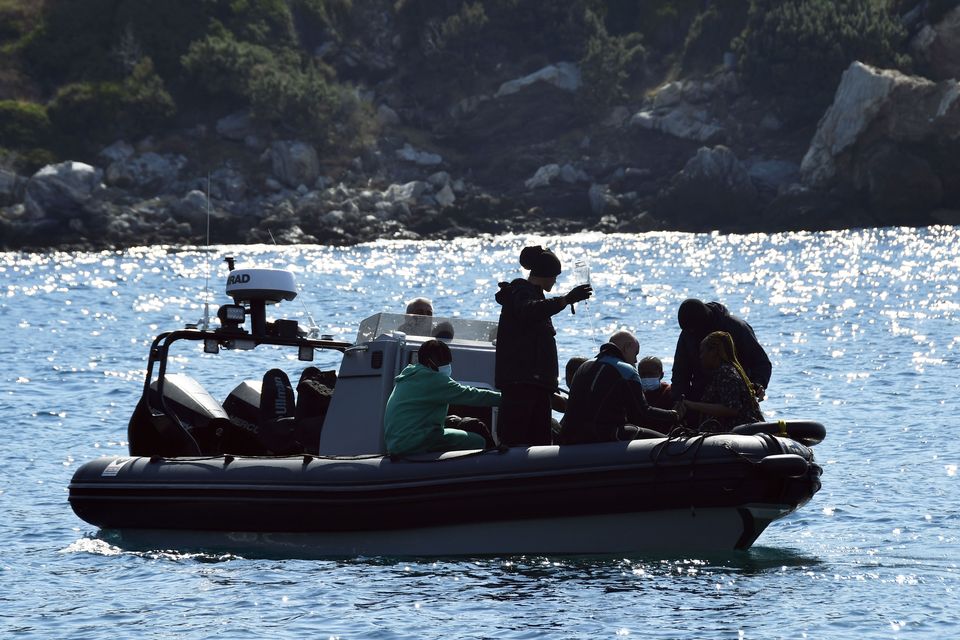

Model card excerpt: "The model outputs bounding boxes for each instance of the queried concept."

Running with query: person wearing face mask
[557,331,680,444]
[494,245,593,446]
[638,356,673,410]
[384,339,501,456]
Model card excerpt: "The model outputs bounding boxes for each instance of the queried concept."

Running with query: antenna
[197,174,212,331]
[267,228,322,338]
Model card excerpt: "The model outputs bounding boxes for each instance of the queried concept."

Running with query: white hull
[109,505,792,557]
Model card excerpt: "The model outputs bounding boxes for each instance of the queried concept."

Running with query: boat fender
[759,454,810,478]
[731,420,826,446]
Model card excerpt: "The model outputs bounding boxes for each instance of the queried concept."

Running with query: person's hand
[673,401,687,420]
[753,384,765,402]
[565,284,593,305]
[551,392,567,412]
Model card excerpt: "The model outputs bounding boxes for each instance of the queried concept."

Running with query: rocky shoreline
[3,58,960,253]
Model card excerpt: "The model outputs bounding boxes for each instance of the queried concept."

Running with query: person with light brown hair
[679,331,763,431]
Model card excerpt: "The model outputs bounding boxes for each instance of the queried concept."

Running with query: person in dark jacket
[670,299,771,405]
[494,245,593,446]
[559,331,680,444]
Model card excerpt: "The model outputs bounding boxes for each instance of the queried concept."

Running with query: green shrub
[437,1,489,63]
[181,27,277,99]
[20,0,297,90]
[680,0,750,75]
[6,147,58,174]
[397,0,605,64]
[110,1,213,80]
[248,61,377,152]
[215,0,297,47]
[19,0,120,89]
[290,0,353,33]
[47,81,124,147]
[578,11,646,113]
[121,58,177,130]
[735,0,910,122]
[0,0,41,45]
[605,0,703,49]
[0,100,51,148]
[47,57,175,148]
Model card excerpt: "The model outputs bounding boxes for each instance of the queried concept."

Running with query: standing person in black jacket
[494,245,593,446]
[559,331,680,444]
[670,299,771,407]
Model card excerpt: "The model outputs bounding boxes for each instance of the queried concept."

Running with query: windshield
[355,313,497,344]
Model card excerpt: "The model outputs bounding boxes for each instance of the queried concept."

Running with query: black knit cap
[519,245,562,278]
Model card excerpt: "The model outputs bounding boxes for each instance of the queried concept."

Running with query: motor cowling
[225,268,297,305]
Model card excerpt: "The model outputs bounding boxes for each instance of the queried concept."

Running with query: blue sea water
[1,228,958,638]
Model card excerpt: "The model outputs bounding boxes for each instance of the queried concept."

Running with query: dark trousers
[497,383,553,446]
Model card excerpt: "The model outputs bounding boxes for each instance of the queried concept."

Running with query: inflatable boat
[68,260,824,556]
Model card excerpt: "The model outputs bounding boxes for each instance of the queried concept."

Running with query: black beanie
[519,245,562,278]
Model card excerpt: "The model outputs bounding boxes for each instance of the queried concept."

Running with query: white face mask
[640,377,661,392]
[437,363,453,378]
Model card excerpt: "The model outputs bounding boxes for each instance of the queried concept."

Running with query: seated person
[565,356,588,389]
[397,297,434,336]
[638,356,673,410]
[671,298,771,403]
[551,356,587,415]
[406,297,433,316]
[558,331,680,444]
[384,339,501,455]
[431,320,455,340]
[679,331,764,431]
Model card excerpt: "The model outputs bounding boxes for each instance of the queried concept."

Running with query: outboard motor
[128,373,231,456]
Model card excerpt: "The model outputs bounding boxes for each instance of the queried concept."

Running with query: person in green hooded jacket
[384,339,501,455]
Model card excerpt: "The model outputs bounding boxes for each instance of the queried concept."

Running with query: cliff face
[1,1,958,251]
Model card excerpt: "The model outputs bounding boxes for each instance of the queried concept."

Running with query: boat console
[319,313,498,456]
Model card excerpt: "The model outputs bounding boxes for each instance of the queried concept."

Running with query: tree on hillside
[735,0,911,124]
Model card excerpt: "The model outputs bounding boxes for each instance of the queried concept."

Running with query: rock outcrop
[270,141,321,189]
[629,74,738,143]
[911,5,960,81]
[24,162,103,220]
[657,145,758,230]
[494,62,581,98]
[801,61,960,219]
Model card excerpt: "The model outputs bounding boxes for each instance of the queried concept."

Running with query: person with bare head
[405,297,433,316]
[558,330,680,444]
[397,297,434,336]
[564,356,588,389]
[608,330,640,365]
